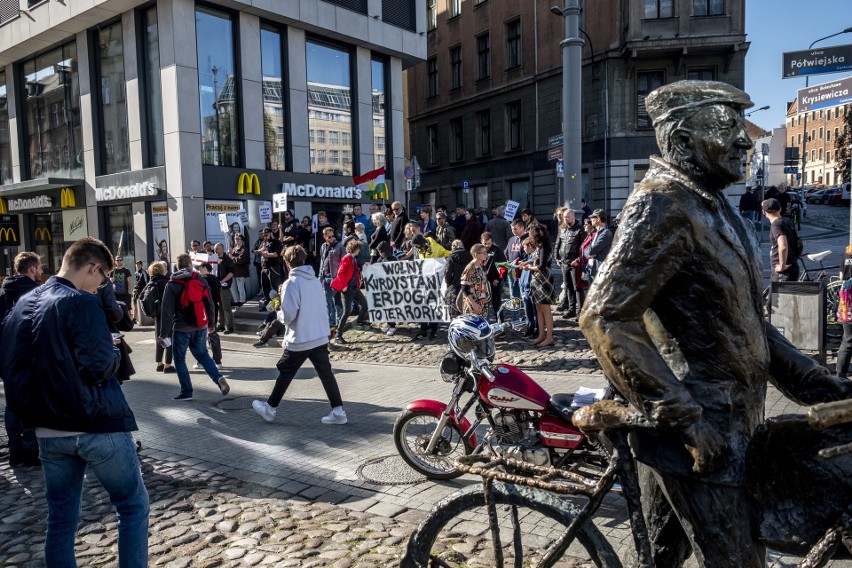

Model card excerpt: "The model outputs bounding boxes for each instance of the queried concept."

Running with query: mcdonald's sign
[60,188,77,208]
[0,227,18,245]
[237,173,261,196]
[0,198,7,215]
[34,227,52,243]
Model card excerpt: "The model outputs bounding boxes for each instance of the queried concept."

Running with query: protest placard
[504,200,520,221]
[362,258,450,323]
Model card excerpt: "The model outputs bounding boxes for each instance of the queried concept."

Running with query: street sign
[797,75,852,113]
[783,44,852,79]
[548,134,563,148]
[412,156,421,188]
[796,173,802,180]
[406,178,413,192]
[784,167,799,174]
[556,160,565,179]
[404,167,414,179]
[462,180,470,190]
[547,146,563,161]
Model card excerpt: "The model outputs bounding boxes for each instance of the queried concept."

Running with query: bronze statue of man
[579,80,851,567]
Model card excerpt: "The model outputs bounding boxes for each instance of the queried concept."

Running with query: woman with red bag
[571,217,596,320]
[331,239,370,344]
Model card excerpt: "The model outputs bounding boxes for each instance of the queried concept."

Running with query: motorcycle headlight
[439,353,462,382]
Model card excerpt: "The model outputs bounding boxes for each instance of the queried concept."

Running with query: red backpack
[170,272,210,327]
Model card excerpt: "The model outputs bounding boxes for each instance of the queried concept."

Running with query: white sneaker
[321,409,348,425]
[252,400,276,422]
[193,363,200,370]
[216,363,223,370]
[386,327,396,336]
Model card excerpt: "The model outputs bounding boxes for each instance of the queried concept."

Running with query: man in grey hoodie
[252,245,347,425]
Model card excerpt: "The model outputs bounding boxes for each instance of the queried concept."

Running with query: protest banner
[504,200,520,221]
[362,258,450,323]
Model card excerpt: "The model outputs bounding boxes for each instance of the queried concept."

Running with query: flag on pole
[353,167,389,200]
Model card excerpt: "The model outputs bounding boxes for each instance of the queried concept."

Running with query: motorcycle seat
[548,393,576,423]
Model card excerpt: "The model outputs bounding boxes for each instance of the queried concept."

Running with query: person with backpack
[141,261,174,373]
[251,245,348,425]
[0,251,43,467]
[762,197,801,281]
[158,253,230,401]
[197,263,224,369]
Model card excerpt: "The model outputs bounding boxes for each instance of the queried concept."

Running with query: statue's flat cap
[645,80,753,126]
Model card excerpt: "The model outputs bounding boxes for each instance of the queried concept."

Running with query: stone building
[785,98,851,187]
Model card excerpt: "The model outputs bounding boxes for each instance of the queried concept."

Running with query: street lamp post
[551,2,584,211]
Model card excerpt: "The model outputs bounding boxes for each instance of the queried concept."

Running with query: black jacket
[160,269,215,336]
[554,222,584,262]
[369,225,390,262]
[389,210,409,249]
[0,276,133,432]
[483,244,507,283]
[0,275,39,326]
[444,249,473,290]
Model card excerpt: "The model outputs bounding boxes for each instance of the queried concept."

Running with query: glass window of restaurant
[306,41,353,176]
[0,71,12,185]
[22,42,84,180]
[96,21,130,174]
[31,213,66,276]
[371,59,387,170]
[103,204,135,268]
[196,7,240,167]
[142,6,165,167]
[261,25,287,170]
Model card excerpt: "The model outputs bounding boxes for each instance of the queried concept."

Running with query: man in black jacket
[389,201,409,249]
[159,253,229,401]
[0,251,43,467]
[0,237,149,565]
[554,209,585,317]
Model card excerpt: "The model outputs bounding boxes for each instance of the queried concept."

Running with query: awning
[0,178,84,196]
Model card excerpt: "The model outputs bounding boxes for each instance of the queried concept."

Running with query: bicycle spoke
[510,504,523,568]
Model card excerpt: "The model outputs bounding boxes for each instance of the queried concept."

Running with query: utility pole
[551,1,584,211]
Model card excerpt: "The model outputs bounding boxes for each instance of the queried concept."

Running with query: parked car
[806,189,830,204]
[824,188,842,206]
[842,182,851,206]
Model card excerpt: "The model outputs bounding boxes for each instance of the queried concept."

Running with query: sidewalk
[0,328,843,566]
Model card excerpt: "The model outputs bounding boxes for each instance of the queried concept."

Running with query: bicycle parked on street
[402,397,852,568]
[798,250,842,323]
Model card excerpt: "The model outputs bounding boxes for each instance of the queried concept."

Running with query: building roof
[744,118,769,140]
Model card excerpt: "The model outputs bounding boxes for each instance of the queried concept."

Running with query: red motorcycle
[393,315,608,479]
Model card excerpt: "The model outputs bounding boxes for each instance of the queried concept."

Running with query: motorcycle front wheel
[394,409,474,480]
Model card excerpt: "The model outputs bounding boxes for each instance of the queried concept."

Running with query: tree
[835,107,852,185]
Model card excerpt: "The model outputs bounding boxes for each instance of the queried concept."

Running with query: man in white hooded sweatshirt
[252,246,347,425]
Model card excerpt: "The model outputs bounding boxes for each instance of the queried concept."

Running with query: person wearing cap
[762,197,800,281]
[580,80,851,567]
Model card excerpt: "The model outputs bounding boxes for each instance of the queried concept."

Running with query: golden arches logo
[35,227,52,242]
[60,188,76,208]
[237,173,261,195]
[0,198,6,215]
[0,227,16,243]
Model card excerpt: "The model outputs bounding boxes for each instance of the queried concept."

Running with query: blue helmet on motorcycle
[448,314,496,363]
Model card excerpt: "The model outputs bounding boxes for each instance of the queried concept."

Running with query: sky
[744,0,852,132]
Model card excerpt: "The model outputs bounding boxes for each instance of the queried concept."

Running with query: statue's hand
[682,419,726,474]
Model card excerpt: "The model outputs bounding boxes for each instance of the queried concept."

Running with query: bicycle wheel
[402,481,623,568]
[826,280,842,324]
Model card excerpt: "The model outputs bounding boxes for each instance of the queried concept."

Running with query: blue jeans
[172,328,222,395]
[323,280,343,328]
[39,432,149,567]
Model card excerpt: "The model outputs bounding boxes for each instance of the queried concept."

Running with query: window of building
[687,68,715,81]
[342,131,350,146]
[506,101,522,150]
[477,33,490,80]
[141,7,164,168]
[790,136,795,146]
[819,127,823,139]
[645,0,674,19]
[811,129,815,141]
[450,46,462,89]
[309,129,315,143]
[835,127,840,140]
[261,25,286,171]
[510,179,530,209]
[329,131,339,145]
[22,41,83,180]
[476,110,491,156]
[428,124,439,165]
[637,71,665,129]
[104,204,136,268]
[427,57,438,98]
[31,213,66,276]
[506,19,521,69]
[427,0,437,30]
[97,21,130,175]
[330,149,339,163]
[448,0,461,18]
[196,7,240,167]
[450,117,464,162]
[0,71,11,185]
[819,148,823,160]
[310,149,315,164]
[307,41,352,175]
[318,149,326,163]
[372,58,388,170]
[819,110,824,118]
[797,115,801,126]
[827,129,831,142]
[798,133,802,145]
[343,150,351,164]
[693,0,723,16]
[826,150,831,162]
[811,150,815,161]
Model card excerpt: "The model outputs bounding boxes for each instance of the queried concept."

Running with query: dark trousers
[837,322,852,377]
[260,320,285,343]
[523,292,538,335]
[639,465,765,568]
[4,407,38,455]
[560,263,581,313]
[490,280,503,320]
[207,331,222,364]
[261,267,283,302]
[267,344,343,408]
[419,322,439,336]
[338,287,369,338]
[153,318,173,364]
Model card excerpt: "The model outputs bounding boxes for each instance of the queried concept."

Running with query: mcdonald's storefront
[0,186,85,276]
